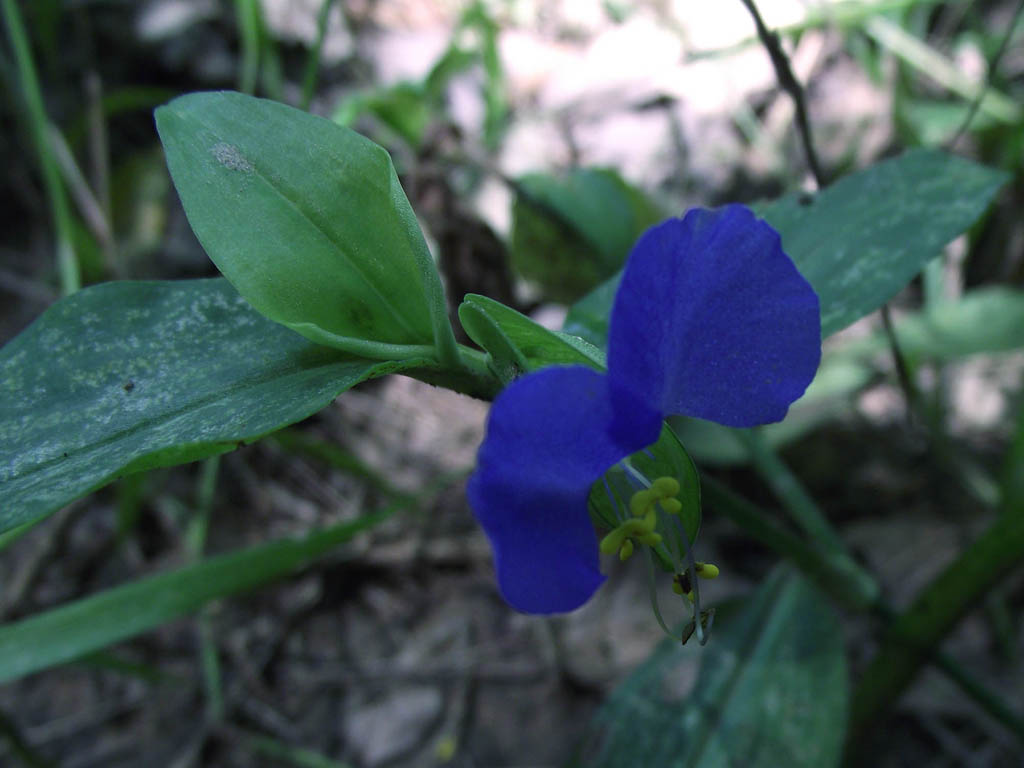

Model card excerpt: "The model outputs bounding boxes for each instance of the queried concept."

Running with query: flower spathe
[468,204,821,614]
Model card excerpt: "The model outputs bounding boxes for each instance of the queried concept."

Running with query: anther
[619,540,634,561]
[696,561,720,579]
[599,470,686,564]
[651,477,680,497]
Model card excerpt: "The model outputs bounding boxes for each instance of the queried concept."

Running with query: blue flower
[467,204,821,614]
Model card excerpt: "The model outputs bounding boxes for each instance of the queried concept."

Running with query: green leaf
[758,148,1007,337]
[155,91,456,363]
[853,286,1024,360]
[562,277,617,347]
[576,567,847,768]
[457,300,530,384]
[0,507,393,684]
[564,149,1008,343]
[459,293,605,371]
[333,82,434,148]
[510,167,663,302]
[0,279,424,533]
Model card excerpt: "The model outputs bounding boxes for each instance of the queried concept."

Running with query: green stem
[704,476,1024,743]
[863,15,1021,124]
[701,476,879,612]
[405,344,502,401]
[235,0,260,95]
[848,507,1024,746]
[300,0,336,110]
[932,652,1024,741]
[2,0,80,295]
[735,428,847,555]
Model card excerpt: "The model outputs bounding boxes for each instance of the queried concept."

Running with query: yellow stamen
[696,562,720,579]
[619,539,634,560]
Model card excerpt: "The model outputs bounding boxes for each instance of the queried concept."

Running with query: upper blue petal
[607,205,821,428]
[467,365,653,613]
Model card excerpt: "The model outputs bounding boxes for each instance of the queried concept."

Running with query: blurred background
[1,0,1023,766]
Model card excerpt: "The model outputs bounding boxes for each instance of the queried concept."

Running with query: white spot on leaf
[210,143,253,173]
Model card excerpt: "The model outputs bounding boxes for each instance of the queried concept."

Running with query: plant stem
[738,0,917,411]
[948,0,1024,145]
[849,489,1024,746]
[932,651,1024,741]
[737,0,824,186]
[734,429,847,555]
[701,475,879,612]
[405,345,503,401]
[300,0,336,111]
[235,0,260,95]
[864,15,1020,124]
[2,0,80,295]
[704,475,1024,744]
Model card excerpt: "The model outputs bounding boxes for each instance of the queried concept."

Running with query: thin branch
[738,0,824,187]
[948,0,1024,147]
[738,0,917,418]
[879,303,918,423]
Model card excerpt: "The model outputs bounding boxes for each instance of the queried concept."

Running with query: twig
[879,303,918,422]
[48,124,112,248]
[738,0,824,187]
[738,0,917,419]
[948,0,1024,147]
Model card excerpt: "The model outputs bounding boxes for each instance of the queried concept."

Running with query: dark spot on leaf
[798,191,815,206]
[62,452,68,458]
[347,301,376,333]
[123,379,135,392]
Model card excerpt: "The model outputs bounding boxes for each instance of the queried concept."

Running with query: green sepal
[459,294,605,372]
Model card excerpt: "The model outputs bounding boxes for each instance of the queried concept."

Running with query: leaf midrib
[186,103,423,340]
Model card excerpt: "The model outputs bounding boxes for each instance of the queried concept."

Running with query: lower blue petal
[468,366,653,613]
[607,206,821,428]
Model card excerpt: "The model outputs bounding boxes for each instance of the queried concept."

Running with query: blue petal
[467,366,651,613]
[607,205,821,428]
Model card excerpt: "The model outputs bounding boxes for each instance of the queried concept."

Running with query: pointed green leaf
[460,293,605,371]
[0,279,424,533]
[564,149,1008,344]
[155,91,455,361]
[0,507,393,683]
[511,167,664,302]
[577,568,847,768]
[758,148,1008,337]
